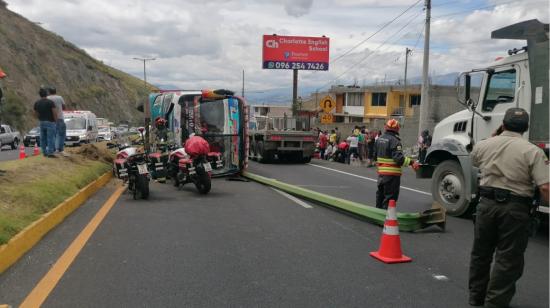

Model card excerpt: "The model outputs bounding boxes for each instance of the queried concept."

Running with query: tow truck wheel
[432,160,472,217]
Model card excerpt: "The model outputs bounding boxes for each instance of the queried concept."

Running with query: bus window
[199,100,225,134]
[179,96,245,176]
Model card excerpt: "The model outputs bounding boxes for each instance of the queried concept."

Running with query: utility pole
[242,69,245,98]
[418,0,431,136]
[403,47,412,112]
[292,69,298,116]
[133,57,156,153]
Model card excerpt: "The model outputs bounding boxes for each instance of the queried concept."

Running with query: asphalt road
[0,160,547,307]
[0,144,34,161]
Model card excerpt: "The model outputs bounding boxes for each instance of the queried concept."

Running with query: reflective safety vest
[376,157,411,176]
[374,131,411,176]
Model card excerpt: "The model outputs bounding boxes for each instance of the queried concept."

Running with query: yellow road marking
[20,185,125,308]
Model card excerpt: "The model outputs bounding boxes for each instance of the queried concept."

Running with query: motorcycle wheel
[194,168,211,194]
[128,175,137,199]
[135,174,150,199]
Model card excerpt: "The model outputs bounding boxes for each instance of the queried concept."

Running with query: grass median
[0,144,113,244]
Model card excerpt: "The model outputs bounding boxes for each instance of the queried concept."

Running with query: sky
[6,0,549,102]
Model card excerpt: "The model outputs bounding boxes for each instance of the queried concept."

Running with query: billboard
[262,35,329,71]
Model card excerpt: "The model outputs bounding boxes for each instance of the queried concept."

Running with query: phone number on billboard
[263,61,329,71]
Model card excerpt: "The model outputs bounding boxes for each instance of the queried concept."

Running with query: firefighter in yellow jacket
[374,119,418,209]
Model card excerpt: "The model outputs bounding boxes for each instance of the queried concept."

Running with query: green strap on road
[243,171,446,232]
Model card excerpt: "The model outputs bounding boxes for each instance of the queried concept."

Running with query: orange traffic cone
[19,144,26,160]
[33,142,40,156]
[370,199,412,264]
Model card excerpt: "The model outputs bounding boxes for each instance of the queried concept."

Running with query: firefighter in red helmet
[373,119,419,209]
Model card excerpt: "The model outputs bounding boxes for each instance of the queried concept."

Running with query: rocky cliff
[0,1,155,130]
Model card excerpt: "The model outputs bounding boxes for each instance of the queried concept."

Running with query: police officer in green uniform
[468,108,549,307]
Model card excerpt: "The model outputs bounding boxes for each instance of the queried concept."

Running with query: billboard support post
[292,69,298,116]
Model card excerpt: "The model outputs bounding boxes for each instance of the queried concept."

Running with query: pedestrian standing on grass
[468,108,549,308]
[33,88,57,157]
[47,86,68,156]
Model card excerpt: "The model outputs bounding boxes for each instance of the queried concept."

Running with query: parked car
[24,127,40,147]
[64,110,98,146]
[0,124,22,150]
[98,126,113,141]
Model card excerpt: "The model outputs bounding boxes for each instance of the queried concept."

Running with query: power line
[318,10,425,91]
[330,0,423,65]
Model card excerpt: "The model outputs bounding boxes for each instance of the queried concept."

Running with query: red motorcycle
[169,136,222,194]
[110,129,150,199]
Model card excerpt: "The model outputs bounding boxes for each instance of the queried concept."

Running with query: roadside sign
[320,96,335,113]
[320,113,333,124]
[262,35,330,71]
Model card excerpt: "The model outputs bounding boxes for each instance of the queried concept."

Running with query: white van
[64,111,98,146]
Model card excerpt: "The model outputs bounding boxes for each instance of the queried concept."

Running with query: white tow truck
[418,19,549,216]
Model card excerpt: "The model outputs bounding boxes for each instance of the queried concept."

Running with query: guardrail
[243,171,446,232]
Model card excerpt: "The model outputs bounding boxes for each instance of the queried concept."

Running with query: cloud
[6,0,549,101]
[283,0,313,17]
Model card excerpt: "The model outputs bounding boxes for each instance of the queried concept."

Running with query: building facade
[303,84,463,146]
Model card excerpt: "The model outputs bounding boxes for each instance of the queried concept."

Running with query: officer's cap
[503,107,529,133]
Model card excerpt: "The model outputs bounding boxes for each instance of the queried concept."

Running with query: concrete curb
[243,171,446,232]
[0,172,113,274]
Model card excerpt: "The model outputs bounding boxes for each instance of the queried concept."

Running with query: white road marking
[307,163,432,196]
[432,274,450,281]
[271,188,313,209]
[296,184,350,189]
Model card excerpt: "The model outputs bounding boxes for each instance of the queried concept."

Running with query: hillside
[0,1,155,130]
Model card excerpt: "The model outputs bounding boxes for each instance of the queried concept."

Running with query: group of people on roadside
[32,86,67,157]
[316,126,385,166]
[317,125,432,166]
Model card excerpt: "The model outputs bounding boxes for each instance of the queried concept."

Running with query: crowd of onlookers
[316,126,380,166]
[315,126,431,166]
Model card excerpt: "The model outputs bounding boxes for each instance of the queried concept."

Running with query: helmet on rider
[155,117,167,128]
[384,118,400,132]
